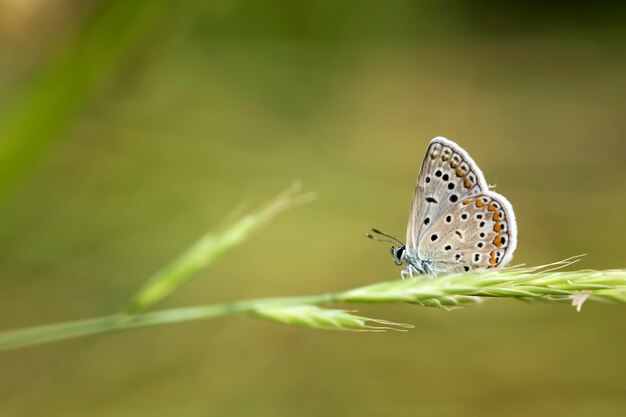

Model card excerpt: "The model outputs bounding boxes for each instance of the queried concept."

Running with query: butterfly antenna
[367,228,403,245]
[366,233,397,244]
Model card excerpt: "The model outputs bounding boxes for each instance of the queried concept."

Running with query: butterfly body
[371,137,518,278]
[389,246,431,276]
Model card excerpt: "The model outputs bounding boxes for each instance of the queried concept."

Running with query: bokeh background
[1,1,625,416]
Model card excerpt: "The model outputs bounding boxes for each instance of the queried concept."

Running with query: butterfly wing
[405,137,489,254]
[416,191,518,273]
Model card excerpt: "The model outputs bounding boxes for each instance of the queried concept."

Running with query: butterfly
[368,137,517,278]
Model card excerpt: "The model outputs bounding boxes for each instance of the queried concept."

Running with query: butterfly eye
[391,246,405,265]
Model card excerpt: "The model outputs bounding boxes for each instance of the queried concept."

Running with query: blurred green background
[1,1,625,416]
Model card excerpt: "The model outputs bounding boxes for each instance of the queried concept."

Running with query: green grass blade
[0,295,330,351]
[2,259,625,352]
[0,0,173,198]
[0,314,128,351]
[337,266,626,308]
[249,305,413,332]
[126,184,315,313]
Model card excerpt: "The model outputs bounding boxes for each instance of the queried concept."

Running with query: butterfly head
[390,245,405,266]
[367,228,406,267]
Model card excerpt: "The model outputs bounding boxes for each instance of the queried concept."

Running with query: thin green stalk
[2,262,626,351]
[0,295,334,351]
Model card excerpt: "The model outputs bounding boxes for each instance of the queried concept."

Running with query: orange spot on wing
[494,223,502,232]
[493,236,502,248]
[464,179,472,188]
[455,168,464,177]
[493,212,501,221]
[463,199,472,205]
[442,155,449,161]
[475,199,485,208]
[488,204,497,212]
[449,161,458,168]
[489,250,497,265]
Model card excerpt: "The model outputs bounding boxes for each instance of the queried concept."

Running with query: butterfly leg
[423,263,438,278]
[401,264,419,280]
